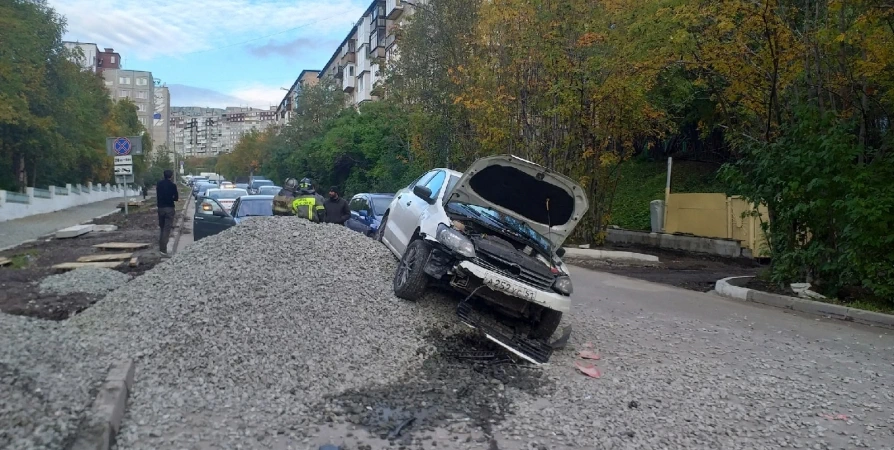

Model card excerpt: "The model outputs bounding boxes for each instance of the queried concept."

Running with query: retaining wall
[0,183,138,223]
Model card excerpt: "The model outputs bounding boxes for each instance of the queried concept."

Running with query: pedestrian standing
[322,186,351,225]
[156,169,178,257]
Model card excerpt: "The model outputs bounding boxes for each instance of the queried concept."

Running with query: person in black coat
[322,186,351,225]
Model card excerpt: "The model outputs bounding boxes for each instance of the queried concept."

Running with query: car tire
[531,308,563,340]
[393,239,431,301]
[376,214,388,242]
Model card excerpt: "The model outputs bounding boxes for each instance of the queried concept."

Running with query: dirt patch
[744,276,794,296]
[0,193,187,320]
[567,245,764,292]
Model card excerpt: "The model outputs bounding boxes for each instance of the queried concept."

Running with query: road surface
[0,198,122,251]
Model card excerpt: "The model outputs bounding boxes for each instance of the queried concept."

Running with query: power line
[182,14,350,56]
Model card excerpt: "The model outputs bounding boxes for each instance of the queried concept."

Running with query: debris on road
[578,350,601,360]
[92,242,150,251]
[0,257,10,267]
[55,224,94,239]
[76,252,133,262]
[39,267,131,296]
[574,360,602,378]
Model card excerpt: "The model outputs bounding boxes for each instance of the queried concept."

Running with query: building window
[135,91,148,99]
[104,80,113,86]
[110,56,116,63]
[137,104,147,112]
[119,90,129,98]
[119,76,131,84]
[136,77,148,86]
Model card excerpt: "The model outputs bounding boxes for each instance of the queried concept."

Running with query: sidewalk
[0,198,123,251]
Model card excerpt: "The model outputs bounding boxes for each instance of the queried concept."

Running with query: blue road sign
[113,137,132,156]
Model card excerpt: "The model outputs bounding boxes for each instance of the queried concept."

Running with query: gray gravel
[39,267,131,296]
[0,314,113,450]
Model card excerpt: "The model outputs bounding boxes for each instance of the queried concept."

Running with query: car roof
[243,195,274,200]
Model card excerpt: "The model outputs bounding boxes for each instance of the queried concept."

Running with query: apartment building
[102,69,156,130]
[172,106,277,157]
[275,0,417,112]
[63,42,99,72]
[96,48,121,74]
[276,70,320,123]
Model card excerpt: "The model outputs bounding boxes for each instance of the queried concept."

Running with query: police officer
[273,177,299,216]
[290,178,326,222]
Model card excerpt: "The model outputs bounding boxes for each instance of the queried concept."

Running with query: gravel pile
[0,314,113,449]
[70,217,468,449]
[39,267,131,296]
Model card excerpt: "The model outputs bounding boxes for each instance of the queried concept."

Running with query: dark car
[247,179,274,194]
[192,181,215,198]
[193,195,274,241]
[345,193,395,237]
[257,185,281,196]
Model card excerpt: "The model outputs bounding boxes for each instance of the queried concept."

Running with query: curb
[714,276,894,330]
[71,360,135,450]
[563,247,659,263]
[0,239,37,253]
[170,196,190,255]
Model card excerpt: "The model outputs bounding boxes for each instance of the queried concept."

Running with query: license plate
[483,275,535,301]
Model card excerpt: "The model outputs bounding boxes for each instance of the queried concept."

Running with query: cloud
[168,84,270,109]
[247,38,342,58]
[51,0,366,59]
[228,84,289,108]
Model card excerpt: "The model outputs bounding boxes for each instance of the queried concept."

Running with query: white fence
[0,182,138,223]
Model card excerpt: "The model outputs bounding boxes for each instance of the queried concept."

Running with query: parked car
[235,183,249,190]
[257,185,281,196]
[188,177,208,187]
[247,179,274,194]
[204,188,248,213]
[219,181,236,189]
[345,193,395,237]
[192,181,214,198]
[376,155,588,362]
[193,195,274,241]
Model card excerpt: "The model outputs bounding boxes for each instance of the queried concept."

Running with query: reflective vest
[291,194,325,222]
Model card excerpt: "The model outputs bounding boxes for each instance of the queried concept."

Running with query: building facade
[97,48,121,74]
[63,42,99,72]
[276,70,320,123]
[102,69,156,131]
[172,106,277,157]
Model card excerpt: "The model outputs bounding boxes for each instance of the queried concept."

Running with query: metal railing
[6,192,29,204]
[54,186,69,196]
[33,188,52,199]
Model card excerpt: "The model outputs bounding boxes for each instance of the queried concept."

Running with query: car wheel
[376,214,389,242]
[393,239,431,301]
[531,308,563,340]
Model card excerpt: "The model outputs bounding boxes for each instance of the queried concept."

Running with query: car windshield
[258,186,280,195]
[448,202,552,253]
[251,180,274,188]
[235,199,273,217]
[209,189,247,199]
[371,197,392,216]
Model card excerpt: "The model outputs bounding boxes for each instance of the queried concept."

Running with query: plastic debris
[574,361,602,378]
[820,413,849,421]
[578,350,601,360]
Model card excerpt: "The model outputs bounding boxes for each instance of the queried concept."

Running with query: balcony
[368,28,386,58]
[370,2,386,29]
[334,65,345,79]
[386,0,404,19]
[339,40,356,64]
[342,72,356,93]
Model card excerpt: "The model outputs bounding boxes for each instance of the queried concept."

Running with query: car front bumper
[454,260,571,313]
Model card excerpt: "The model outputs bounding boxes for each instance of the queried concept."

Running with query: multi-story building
[63,42,99,72]
[102,69,156,130]
[97,48,121,74]
[172,106,278,157]
[276,70,320,123]
[277,0,417,111]
[152,86,171,150]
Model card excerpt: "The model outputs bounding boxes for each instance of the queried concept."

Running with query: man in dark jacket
[156,169,179,256]
[322,186,351,225]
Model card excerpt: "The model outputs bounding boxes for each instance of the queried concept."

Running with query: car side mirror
[212,210,228,217]
[555,247,566,257]
[358,210,368,217]
[412,185,433,203]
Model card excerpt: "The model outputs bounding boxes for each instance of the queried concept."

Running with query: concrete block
[106,360,135,392]
[847,308,894,328]
[55,224,94,239]
[715,276,753,300]
[93,381,128,436]
[91,224,118,233]
[72,360,135,450]
[70,422,111,450]
[564,247,659,262]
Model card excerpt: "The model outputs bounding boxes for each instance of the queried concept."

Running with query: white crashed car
[378,155,589,353]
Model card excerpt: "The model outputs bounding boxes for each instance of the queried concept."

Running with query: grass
[609,158,727,230]
[8,250,39,269]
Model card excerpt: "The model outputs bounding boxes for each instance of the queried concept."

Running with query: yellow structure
[663,193,770,257]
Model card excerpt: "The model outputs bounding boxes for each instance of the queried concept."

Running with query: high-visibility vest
[291,195,324,221]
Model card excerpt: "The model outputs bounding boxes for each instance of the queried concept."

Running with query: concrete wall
[606,228,745,258]
[662,192,770,257]
[0,183,138,223]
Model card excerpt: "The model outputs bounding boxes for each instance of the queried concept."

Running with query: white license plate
[483,275,535,301]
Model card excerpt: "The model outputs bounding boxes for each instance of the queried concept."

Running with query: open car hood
[444,155,589,249]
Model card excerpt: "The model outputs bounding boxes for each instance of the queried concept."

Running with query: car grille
[473,251,555,291]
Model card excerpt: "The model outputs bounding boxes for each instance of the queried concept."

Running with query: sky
[51,0,369,109]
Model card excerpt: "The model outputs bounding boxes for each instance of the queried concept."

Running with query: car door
[193,197,235,241]
[385,171,437,253]
[390,170,445,255]
[345,196,367,234]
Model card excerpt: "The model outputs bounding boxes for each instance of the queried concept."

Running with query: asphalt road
[0,198,121,251]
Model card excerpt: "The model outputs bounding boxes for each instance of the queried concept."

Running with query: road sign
[114,155,133,165]
[115,175,134,184]
[114,165,133,175]
[106,136,143,156]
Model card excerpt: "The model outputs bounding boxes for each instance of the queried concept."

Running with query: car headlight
[553,276,573,295]
[436,223,476,258]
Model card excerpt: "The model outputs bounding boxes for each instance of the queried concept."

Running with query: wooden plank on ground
[129,256,139,267]
[0,257,11,267]
[93,242,150,251]
[52,261,123,271]
[76,252,133,262]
